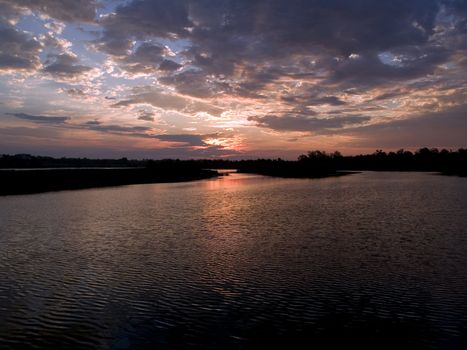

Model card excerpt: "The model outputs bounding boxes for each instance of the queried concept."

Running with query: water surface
[0,172,466,349]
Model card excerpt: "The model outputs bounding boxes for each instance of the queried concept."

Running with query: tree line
[1,148,466,176]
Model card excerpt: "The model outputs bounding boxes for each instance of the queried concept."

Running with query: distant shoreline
[237,169,358,178]
[1,168,465,197]
[0,168,357,196]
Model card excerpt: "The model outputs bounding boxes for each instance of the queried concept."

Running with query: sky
[0,0,466,159]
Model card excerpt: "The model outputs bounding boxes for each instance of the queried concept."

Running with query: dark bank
[0,161,219,196]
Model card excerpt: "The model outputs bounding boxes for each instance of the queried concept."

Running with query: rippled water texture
[1,172,466,349]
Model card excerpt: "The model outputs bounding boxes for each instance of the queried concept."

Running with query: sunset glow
[1,0,466,158]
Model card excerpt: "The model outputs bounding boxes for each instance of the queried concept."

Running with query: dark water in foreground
[0,172,466,349]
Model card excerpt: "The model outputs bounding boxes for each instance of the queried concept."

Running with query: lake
[0,172,466,349]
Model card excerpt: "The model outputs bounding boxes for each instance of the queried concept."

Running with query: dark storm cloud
[248,114,371,133]
[186,0,439,54]
[4,0,467,91]
[325,47,451,87]
[281,92,347,107]
[0,2,21,24]
[95,1,191,55]
[154,134,206,147]
[86,124,150,133]
[311,96,347,106]
[1,0,97,22]
[7,112,69,124]
[158,59,182,72]
[42,53,93,80]
[117,43,180,74]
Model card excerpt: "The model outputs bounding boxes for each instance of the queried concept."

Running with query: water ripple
[0,172,466,349]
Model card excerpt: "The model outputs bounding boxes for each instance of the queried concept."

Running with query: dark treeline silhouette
[194,154,349,178]
[1,148,466,175]
[0,154,143,168]
[189,148,467,177]
[283,148,465,176]
[335,148,467,175]
[2,148,466,175]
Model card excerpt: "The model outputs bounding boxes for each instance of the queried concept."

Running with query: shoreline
[237,169,358,178]
[0,168,220,196]
[1,168,463,196]
[0,168,358,196]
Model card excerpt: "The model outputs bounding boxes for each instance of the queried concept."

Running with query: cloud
[158,59,182,71]
[6,113,155,139]
[7,112,69,124]
[87,0,467,116]
[77,119,218,147]
[3,0,97,23]
[61,88,88,98]
[158,70,227,98]
[38,33,72,52]
[154,134,206,147]
[311,96,347,106]
[0,126,62,138]
[42,53,94,80]
[96,1,190,55]
[281,92,347,107]
[86,123,215,147]
[114,42,181,76]
[1,0,467,157]
[5,112,220,149]
[339,103,467,148]
[325,47,450,87]
[249,114,371,133]
[83,121,224,148]
[5,111,216,148]
[137,110,155,122]
[371,90,406,101]
[8,1,466,97]
[84,123,150,134]
[44,21,66,34]
[0,24,41,72]
[0,2,81,76]
[84,120,100,125]
[0,2,24,25]
[112,87,223,116]
[95,1,443,73]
